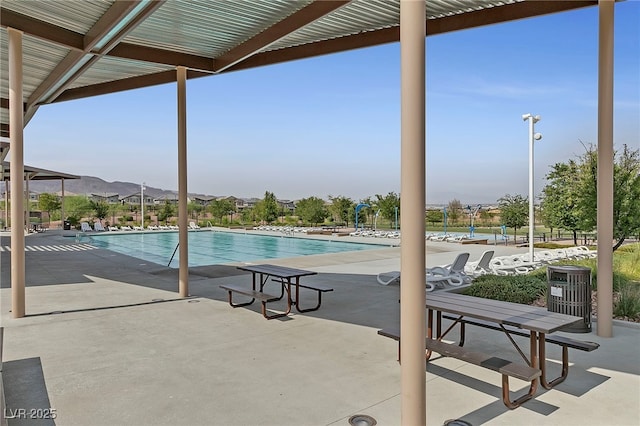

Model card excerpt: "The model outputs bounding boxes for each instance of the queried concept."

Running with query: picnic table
[220,264,332,319]
[379,291,599,409]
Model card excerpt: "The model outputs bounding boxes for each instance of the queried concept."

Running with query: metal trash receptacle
[547,265,592,333]
[63,220,71,230]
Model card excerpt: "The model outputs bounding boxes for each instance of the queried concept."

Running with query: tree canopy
[295,196,328,226]
[541,143,640,250]
[498,194,528,238]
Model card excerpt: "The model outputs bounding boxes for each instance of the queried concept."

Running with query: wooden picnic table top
[236,264,318,279]
[426,291,584,334]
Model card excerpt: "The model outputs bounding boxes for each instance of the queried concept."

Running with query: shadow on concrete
[2,358,55,426]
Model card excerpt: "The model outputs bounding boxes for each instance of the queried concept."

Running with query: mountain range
[27,176,215,199]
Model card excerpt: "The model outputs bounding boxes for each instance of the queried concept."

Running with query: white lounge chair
[80,222,93,232]
[108,226,119,231]
[94,222,106,232]
[189,221,200,230]
[464,250,495,277]
[426,252,472,288]
[120,225,132,231]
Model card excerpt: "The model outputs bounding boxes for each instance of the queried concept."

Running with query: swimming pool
[89,230,384,268]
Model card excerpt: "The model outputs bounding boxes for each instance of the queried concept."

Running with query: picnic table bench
[220,264,332,319]
[378,292,597,409]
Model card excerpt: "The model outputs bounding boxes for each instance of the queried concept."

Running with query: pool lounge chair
[189,221,200,230]
[108,226,119,231]
[93,222,106,232]
[80,222,93,232]
[426,252,472,288]
[464,250,495,277]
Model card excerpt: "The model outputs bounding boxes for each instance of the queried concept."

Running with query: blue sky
[22,2,639,204]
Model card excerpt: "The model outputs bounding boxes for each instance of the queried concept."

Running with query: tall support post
[61,178,65,228]
[8,27,25,318]
[25,175,30,231]
[596,0,614,337]
[177,66,189,297]
[528,116,534,261]
[400,1,426,424]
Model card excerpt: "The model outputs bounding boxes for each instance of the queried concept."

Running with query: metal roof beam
[212,0,350,73]
[22,0,165,133]
[0,7,84,50]
[108,43,215,73]
[231,0,598,71]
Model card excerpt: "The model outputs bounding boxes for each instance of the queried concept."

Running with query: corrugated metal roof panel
[123,0,313,57]
[0,32,70,101]
[1,0,111,34]
[68,56,174,89]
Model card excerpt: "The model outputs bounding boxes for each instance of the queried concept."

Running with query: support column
[61,178,65,228]
[596,0,614,337]
[177,66,189,297]
[400,1,426,424]
[9,27,25,318]
[25,176,30,231]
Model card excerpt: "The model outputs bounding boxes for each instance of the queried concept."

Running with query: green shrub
[614,283,640,319]
[462,274,546,305]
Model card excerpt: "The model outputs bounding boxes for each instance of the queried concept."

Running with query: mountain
[27,176,206,198]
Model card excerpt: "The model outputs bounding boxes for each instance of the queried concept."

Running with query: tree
[447,199,462,226]
[328,195,354,226]
[157,201,175,225]
[209,198,234,224]
[90,200,110,224]
[63,196,92,226]
[577,144,640,250]
[295,196,328,226]
[375,192,400,226]
[540,143,640,251]
[541,160,583,244]
[498,194,528,240]
[38,193,61,226]
[425,209,443,227]
[254,191,279,224]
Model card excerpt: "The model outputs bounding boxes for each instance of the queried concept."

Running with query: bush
[614,283,640,320]
[463,274,546,305]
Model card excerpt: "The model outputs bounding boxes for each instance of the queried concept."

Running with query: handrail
[207,221,212,228]
[168,243,179,266]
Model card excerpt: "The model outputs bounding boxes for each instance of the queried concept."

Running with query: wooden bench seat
[441,314,599,352]
[377,328,541,409]
[219,284,286,319]
[440,314,599,388]
[270,278,334,313]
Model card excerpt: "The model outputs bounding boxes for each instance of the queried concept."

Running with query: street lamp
[141,182,146,229]
[522,113,542,262]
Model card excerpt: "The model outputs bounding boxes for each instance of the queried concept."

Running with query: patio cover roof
[0,142,79,181]
[0,0,599,138]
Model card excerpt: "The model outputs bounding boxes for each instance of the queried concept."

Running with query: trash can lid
[548,265,591,272]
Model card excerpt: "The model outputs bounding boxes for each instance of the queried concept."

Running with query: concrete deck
[1,229,638,425]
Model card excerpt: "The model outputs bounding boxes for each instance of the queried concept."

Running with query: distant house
[236,197,260,210]
[278,199,295,213]
[121,192,155,206]
[153,194,180,205]
[90,193,120,204]
[192,195,216,207]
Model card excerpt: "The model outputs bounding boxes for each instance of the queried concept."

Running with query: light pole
[141,182,146,229]
[522,113,542,262]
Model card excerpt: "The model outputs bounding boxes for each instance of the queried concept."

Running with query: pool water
[89,230,383,268]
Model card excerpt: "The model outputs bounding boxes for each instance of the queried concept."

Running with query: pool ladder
[168,243,179,266]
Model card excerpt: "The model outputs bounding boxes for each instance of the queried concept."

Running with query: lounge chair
[189,221,200,230]
[464,250,495,277]
[94,222,106,232]
[80,222,93,232]
[426,252,472,288]
[120,225,132,231]
[108,226,119,231]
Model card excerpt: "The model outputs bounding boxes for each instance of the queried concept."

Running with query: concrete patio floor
[1,229,638,425]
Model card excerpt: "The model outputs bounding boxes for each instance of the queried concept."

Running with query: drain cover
[348,414,377,426]
[444,420,472,426]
